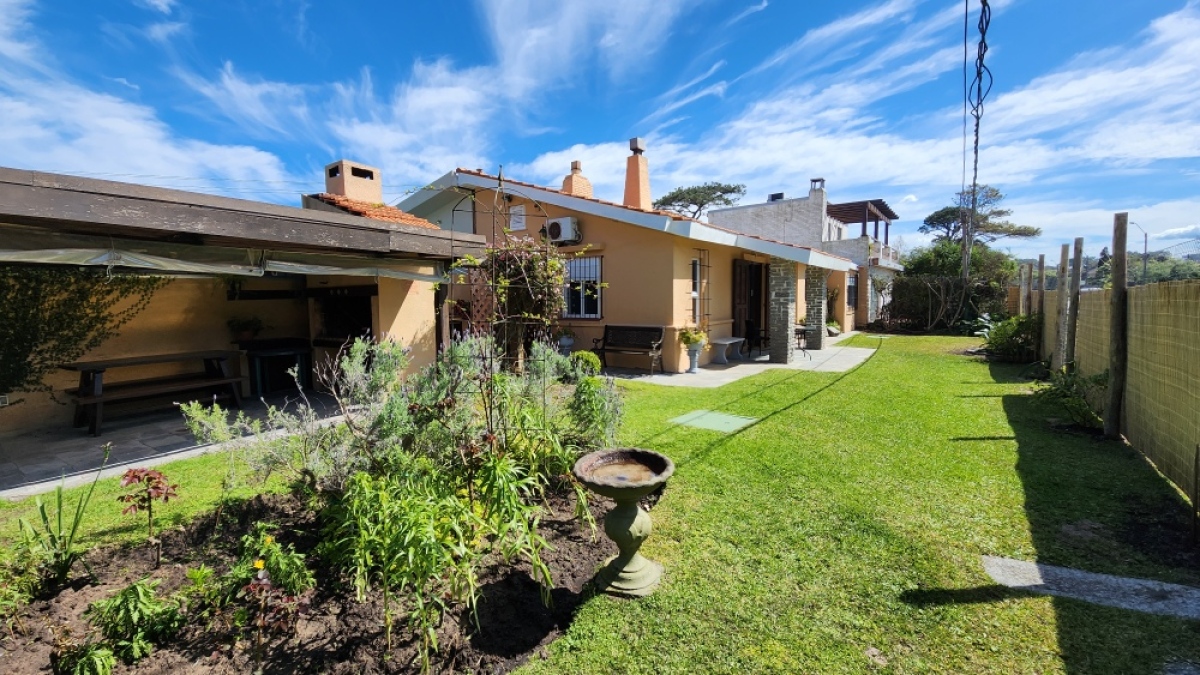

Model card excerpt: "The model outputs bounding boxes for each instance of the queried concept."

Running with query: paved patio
[0,393,338,499]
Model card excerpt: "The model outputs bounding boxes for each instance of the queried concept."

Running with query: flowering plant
[678,326,707,347]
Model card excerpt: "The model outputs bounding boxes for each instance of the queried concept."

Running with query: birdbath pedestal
[573,448,675,597]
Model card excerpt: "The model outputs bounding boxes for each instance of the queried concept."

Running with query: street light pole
[1131,222,1149,285]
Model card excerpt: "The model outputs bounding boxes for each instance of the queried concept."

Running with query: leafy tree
[653,182,747,218]
[0,266,167,406]
[919,185,1041,244]
[902,239,1018,282]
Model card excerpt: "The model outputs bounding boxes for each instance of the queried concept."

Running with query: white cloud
[476,0,696,95]
[0,0,38,69]
[0,0,305,201]
[136,0,177,14]
[1157,224,1200,240]
[742,0,922,80]
[509,0,1200,266]
[108,76,139,91]
[326,61,496,195]
[145,21,185,44]
[725,1,768,27]
[177,62,312,138]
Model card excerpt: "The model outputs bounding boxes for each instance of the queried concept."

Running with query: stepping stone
[982,555,1200,620]
[668,410,757,433]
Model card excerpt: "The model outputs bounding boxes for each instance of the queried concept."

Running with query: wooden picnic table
[62,350,244,436]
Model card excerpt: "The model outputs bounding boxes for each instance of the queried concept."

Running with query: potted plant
[679,325,707,374]
[227,316,265,342]
[554,326,576,355]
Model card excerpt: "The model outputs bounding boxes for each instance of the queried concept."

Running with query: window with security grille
[564,256,601,319]
[847,272,858,310]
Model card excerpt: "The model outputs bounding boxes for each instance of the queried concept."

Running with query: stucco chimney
[623,137,652,211]
[325,159,382,204]
[561,160,593,198]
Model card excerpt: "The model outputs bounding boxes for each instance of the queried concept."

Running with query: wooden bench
[592,325,665,374]
[62,350,245,436]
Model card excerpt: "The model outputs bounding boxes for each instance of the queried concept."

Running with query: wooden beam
[1104,213,1128,439]
[0,168,484,259]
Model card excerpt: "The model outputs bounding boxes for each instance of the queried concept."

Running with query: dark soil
[1,491,617,674]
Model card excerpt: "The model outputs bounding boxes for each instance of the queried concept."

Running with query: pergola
[827,199,899,245]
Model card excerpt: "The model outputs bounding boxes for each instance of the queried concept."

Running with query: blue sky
[2,0,1199,259]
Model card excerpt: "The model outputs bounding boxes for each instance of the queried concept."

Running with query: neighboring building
[398,139,857,374]
[708,180,902,326]
[0,163,484,437]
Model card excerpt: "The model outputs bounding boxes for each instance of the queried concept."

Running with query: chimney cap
[571,160,582,172]
[629,137,646,155]
[810,178,826,190]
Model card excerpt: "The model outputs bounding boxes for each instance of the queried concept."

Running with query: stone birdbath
[573,448,675,597]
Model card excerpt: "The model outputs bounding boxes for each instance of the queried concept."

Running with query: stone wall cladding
[768,257,797,363]
[805,266,827,350]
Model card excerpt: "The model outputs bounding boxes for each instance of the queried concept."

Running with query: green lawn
[3,335,1196,673]
[0,448,284,555]
[520,335,1200,674]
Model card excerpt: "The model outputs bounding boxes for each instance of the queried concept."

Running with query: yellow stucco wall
[0,277,308,437]
[2,270,437,438]
[376,276,439,372]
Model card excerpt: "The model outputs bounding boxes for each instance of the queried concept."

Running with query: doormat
[668,410,757,433]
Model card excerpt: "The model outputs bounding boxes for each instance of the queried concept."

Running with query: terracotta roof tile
[454,168,853,262]
[455,168,696,222]
[311,193,439,230]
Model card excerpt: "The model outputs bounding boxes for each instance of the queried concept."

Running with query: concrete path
[609,333,877,389]
[982,555,1200,621]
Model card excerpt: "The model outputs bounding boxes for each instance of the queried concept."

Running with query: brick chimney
[561,160,593,198]
[623,137,652,210]
[325,159,382,204]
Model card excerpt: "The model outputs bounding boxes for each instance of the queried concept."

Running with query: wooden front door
[733,260,749,338]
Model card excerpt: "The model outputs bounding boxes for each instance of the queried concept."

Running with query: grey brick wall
[768,257,796,364]
[805,266,827,350]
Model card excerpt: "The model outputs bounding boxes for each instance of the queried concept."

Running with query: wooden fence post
[1052,244,1070,370]
[1104,213,1128,439]
[1037,254,1046,360]
[1065,237,1084,366]
[1024,263,1034,316]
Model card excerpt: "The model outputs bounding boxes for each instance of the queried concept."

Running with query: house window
[847,272,858,310]
[564,256,601,319]
[691,249,710,325]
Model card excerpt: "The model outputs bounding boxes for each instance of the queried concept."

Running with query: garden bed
[2,491,615,674]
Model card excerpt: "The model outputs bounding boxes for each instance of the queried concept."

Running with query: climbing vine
[0,266,168,405]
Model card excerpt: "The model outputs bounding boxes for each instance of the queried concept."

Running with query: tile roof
[453,168,853,263]
[310,193,439,230]
[455,168,697,222]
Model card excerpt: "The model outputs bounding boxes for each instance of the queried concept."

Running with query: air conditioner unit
[546,217,581,244]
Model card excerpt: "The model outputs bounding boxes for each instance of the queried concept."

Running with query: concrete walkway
[983,555,1200,621]
[609,332,876,388]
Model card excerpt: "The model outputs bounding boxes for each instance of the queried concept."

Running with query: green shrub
[565,376,623,450]
[85,578,182,664]
[50,637,116,675]
[1033,365,1108,428]
[229,523,314,596]
[19,445,111,590]
[568,351,602,379]
[976,314,1040,362]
